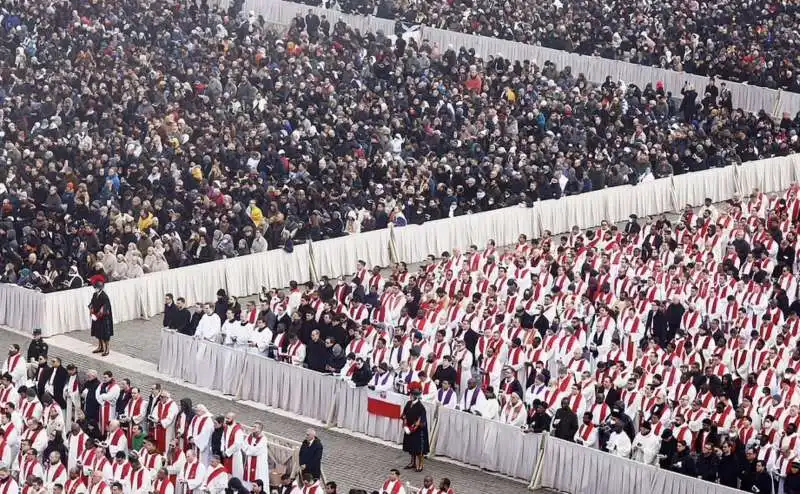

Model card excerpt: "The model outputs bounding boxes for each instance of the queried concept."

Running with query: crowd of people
[313,0,800,92]
[162,182,800,492]
[2,0,800,294]
[0,336,459,494]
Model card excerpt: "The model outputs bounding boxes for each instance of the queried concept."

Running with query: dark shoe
[92,348,103,354]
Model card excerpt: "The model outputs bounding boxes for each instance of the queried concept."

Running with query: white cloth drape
[224,244,311,299]
[650,467,744,494]
[538,437,653,494]
[537,437,750,494]
[433,406,542,480]
[312,230,392,279]
[0,284,48,334]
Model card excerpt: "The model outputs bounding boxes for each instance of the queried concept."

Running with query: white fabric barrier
[159,330,439,443]
[649,467,745,494]
[158,331,247,395]
[671,167,738,208]
[159,331,757,492]
[0,285,49,334]
[392,205,538,265]
[536,436,753,494]
[224,244,311,299]
[538,437,654,494]
[737,154,800,198]
[237,350,337,422]
[312,229,393,278]
[433,405,542,481]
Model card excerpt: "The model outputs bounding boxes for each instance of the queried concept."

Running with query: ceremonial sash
[153,479,172,494]
[47,464,66,484]
[381,480,402,494]
[579,424,594,443]
[66,479,84,494]
[183,462,199,481]
[131,469,148,491]
[206,466,225,485]
[244,435,262,481]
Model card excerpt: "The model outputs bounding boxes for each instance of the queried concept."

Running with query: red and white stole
[152,479,172,494]
[112,462,131,481]
[22,459,40,480]
[244,435,263,481]
[109,429,126,448]
[46,464,66,484]
[130,469,149,491]
[65,478,84,494]
[578,423,595,443]
[205,466,226,485]
[126,397,144,422]
[182,461,199,481]
[5,355,20,376]
[381,480,402,494]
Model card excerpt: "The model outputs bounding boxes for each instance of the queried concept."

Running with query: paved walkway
[6,328,534,494]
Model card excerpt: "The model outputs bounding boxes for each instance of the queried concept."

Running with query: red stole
[112,462,131,481]
[130,469,148,491]
[5,355,20,376]
[183,461,199,481]
[154,400,174,452]
[578,423,595,443]
[109,429,126,449]
[205,466,226,485]
[381,480,402,494]
[99,380,118,433]
[222,424,243,473]
[23,459,40,480]
[244,435,262,482]
[66,478,84,494]
[153,479,172,494]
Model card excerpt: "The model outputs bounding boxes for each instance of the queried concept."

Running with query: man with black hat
[88,281,113,356]
[26,329,48,365]
[624,215,641,235]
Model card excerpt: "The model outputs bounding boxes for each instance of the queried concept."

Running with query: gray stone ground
[10,327,535,493]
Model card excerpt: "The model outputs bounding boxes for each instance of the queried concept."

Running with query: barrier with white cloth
[159,330,436,445]
[432,405,543,481]
[534,436,748,494]
[7,156,800,337]
[241,0,797,118]
[158,330,757,492]
[333,384,437,445]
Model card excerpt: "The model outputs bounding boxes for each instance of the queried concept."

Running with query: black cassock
[401,399,430,456]
[89,290,114,340]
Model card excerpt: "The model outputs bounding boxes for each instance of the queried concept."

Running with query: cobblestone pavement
[7,329,535,494]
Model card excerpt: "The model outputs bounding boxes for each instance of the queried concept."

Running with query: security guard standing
[27,328,49,363]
